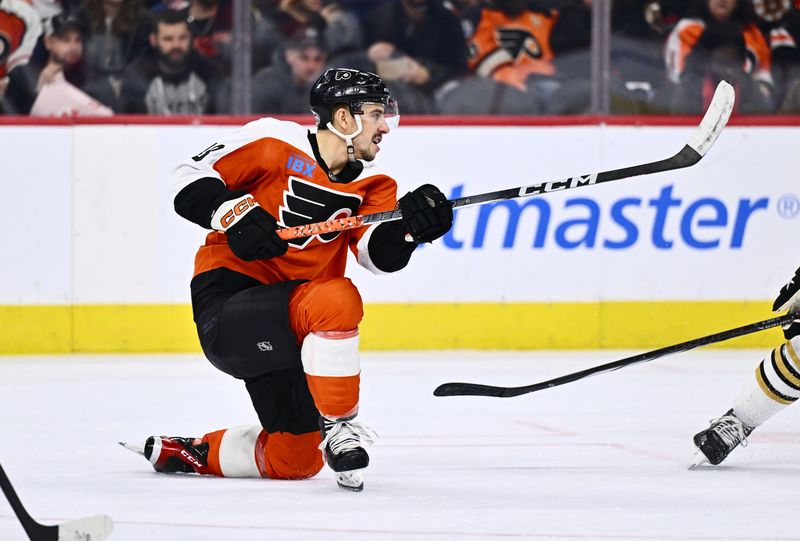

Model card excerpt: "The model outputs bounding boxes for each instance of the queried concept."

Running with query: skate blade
[336,470,364,492]
[688,450,709,470]
[58,514,114,541]
[118,441,145,456]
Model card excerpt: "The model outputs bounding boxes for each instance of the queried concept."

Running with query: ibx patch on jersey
[279,177,362,248]
[286,154,317,178]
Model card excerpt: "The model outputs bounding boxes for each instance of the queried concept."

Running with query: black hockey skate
[120,436,211,474]
[690,409,754,468]
[319,418,377,492]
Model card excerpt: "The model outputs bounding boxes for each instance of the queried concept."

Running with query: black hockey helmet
[310,68,398,129]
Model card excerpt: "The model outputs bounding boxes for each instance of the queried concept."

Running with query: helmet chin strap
[326,114,363,163]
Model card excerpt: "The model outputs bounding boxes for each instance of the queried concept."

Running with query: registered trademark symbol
[777,195,800,219]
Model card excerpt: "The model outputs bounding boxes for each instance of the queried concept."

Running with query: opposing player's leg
[288,277,376,491]
[691,337,800,467]
[692,268,800,468]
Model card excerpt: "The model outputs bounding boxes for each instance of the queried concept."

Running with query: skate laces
[708,415,749,449]
[319,421,377,455]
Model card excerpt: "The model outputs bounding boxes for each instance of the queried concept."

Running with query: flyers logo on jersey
[279,177,362,248]
[497,28,543,60]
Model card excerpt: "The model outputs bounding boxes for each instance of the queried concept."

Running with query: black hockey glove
[398,184,453,243]
[211,192,288,261]
[774,266,800,339]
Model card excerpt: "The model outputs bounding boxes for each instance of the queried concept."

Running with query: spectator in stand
[363,0,467,112]
[264,0,362,58]
[767,5,800,112]
[177,0,232,73]
[118,8,219,113]
[665,0,773,110]
[453,0,589,114]
[251,26,326,113]
[175,0,278,75]
[3,11,88,113]
[465,0,557,89]
[0,0,42,104]
[76,0,150,108]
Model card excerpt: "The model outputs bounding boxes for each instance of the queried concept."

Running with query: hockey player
[691,266,800,467]
[121,68,453,491]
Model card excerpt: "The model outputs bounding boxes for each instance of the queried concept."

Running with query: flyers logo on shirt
[279,177,362,249]
[497,28,543,60]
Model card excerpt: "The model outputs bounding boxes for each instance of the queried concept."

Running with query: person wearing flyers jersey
[120,68,452,492]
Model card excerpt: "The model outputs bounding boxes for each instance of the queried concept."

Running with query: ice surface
[0,350,798,541]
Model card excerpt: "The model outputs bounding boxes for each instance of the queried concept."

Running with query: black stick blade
[434,382,509,397]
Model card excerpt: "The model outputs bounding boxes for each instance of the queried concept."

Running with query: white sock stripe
[301,331,360,377]
[762,355,800,400]
[777,345,800,388]
[218,425,262,478]
[786,338,800,372]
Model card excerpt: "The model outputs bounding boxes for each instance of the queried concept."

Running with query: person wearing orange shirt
[121,68,453,492]
[665,0,773,109]
[467,0,558,92]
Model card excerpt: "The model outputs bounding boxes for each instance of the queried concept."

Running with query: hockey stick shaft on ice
[276,80,735,241]
[0,462,113,541]
[433,312,799,398]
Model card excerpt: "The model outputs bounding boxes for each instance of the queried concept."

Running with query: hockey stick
[0,462,113,541]
[276,80,735,241]
[433,312,799,398]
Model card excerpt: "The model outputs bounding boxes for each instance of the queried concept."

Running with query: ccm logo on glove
[211,195,259,231]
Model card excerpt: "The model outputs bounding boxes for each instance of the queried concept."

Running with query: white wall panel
[2,123,799,305]
[0,127,72,304]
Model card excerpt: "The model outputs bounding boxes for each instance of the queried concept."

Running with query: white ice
[1,350,798,541]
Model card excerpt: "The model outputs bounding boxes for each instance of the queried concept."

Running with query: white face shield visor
[349,98,400,130]
[325,98,400,161]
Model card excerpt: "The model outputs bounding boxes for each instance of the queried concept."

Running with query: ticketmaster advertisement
[2,122,799,352]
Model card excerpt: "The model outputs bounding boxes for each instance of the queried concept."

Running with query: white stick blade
[58,514,114,541]
[686,80,735,157]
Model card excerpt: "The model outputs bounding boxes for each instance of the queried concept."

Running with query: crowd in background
[0,0,798,116]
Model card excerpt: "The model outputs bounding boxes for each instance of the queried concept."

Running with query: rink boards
[2,121,798,352]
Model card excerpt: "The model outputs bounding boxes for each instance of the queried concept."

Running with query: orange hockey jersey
[665,18,773,87]
[0,0,41,78]
[467,8,558,90]
[172,118,400,285]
